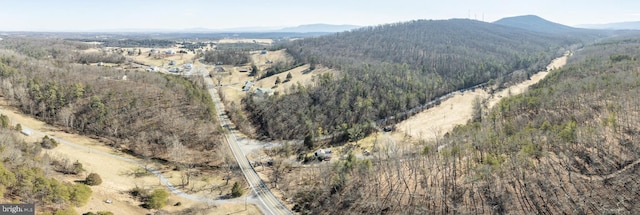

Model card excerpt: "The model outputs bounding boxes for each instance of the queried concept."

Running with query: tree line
[202,49,250,66]
[72,39,175,48]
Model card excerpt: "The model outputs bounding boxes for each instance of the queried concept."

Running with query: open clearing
[250,49,294,70]
[215,49,336,106]
[0,98,255,215]
[128,46,197,67]
[395,53,570,142]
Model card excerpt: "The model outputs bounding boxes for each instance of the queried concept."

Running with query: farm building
[165,49,176,55]
[168,67,181,73]
[243,81,254,91]
[238,67,250,73]
[254,88,274,98]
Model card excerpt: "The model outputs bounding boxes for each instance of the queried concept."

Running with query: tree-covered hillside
[246,19,587,140]
[283,36,640,215]
[0,38,223,163]
[494,15,607,38]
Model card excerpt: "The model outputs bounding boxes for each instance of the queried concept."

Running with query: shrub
[85,173,102,186]
[52,208,77,215]
[129,186,148,198]
[52,159,84,175]
[70,183,93,207]
[145,189,169,209]
[0,114,9,128]
[231,181,243,198]
[72,160,85,175]
[82,211,114,215]
[41,135,60,149]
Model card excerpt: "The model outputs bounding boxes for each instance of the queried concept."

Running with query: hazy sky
[0,0,638,31]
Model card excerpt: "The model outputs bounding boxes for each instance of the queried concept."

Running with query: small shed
[314,149,333,161]
[238,68,249,73]
[20,128,32,136]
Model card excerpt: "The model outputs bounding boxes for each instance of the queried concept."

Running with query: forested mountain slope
[495,15,583,33]
[284,36,640,214]
[0,38,224,163]
[246,18,588,140]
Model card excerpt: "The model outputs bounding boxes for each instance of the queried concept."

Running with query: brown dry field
[250,49,294,70]
[129,46,197,67]
[0,98,258,215]
[216,49,336,106]
[82,45,198,68]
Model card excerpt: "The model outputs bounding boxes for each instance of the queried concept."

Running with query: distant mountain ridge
[278,24,360,33]
[577,21,640,30]
[493,15,580,33]
[69,24,360,33]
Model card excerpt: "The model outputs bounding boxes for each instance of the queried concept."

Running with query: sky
[0,0,639,31]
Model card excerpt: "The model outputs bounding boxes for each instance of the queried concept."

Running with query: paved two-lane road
[199,65,292,215]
